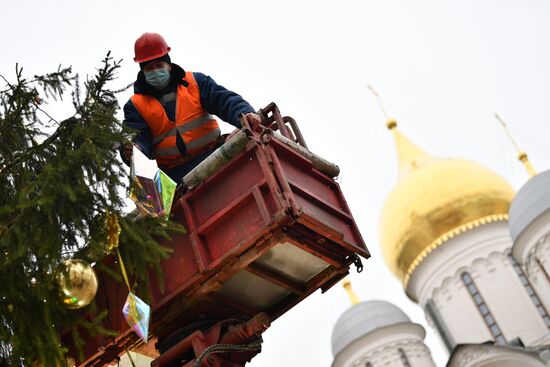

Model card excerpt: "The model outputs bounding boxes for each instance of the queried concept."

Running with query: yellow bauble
[56,259,98,309]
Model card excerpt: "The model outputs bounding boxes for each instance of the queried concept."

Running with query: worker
[122,32,261,183]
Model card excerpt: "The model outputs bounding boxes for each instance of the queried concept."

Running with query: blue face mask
[144,67,171,89]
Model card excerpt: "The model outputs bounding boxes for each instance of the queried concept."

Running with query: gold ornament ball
[56,259,98,309]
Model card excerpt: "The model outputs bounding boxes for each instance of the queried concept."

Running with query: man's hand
[122,141,133,162]
[243,112,262,131]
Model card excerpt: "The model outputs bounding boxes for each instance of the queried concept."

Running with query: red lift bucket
[74,103,369,366]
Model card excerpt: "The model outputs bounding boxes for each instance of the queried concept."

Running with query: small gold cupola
[342,279,360,305]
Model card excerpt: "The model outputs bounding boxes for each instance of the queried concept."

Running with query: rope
[116,247,131,292]
[123,347,137,367]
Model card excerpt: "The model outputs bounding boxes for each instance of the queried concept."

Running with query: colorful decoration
[129,147,177,218]
[110,213,152,344]
[56,259,98,309]
[122,292,150,344]
[105,212,121,253]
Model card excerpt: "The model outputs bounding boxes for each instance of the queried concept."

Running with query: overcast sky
[2,0,550,366]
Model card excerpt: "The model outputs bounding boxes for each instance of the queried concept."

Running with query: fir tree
[0,53,182,366]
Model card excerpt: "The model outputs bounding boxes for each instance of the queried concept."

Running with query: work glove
[242,112,262,131]
[122,141,133,162]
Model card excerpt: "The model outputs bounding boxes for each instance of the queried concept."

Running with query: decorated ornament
[123,292,150,343]
[56,259,98,309]
[113,231,152,344]
[106,209,152,344]
[105,212,121,253]
[129,146,177,218]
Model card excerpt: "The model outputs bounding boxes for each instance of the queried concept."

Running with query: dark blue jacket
[123,64,255,182]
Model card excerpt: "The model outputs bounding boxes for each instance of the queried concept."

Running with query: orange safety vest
[131,71,220,170]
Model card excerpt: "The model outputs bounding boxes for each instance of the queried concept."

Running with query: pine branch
[0,53,183,366]
[0,109,69,174]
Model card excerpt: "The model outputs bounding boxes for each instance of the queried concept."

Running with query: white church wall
[409,222,507,305]
[332,323,436,367]
[408,221,549,349]
[448,344,547,367]
[471,252,549,345]
[512,209,550,343]
[513,210,550,276]
[409,223,508,347]
[527,236,550,321]
[404,340,436,367]
[430,273,493,346]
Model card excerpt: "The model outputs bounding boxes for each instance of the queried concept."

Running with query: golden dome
[380,121,515,290]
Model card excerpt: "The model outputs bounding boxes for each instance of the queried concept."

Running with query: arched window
[461,272,506,345]
[398,348,411,367]
[425,299,454,351]
[508,254,550,328]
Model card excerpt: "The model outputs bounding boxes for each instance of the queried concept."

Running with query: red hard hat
[134,32,171,63]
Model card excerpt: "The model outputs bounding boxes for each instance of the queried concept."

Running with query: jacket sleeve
[193,72,255,128]
[122,99,154,160]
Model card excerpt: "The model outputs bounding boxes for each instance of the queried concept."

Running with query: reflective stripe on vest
[131,71,220,170]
